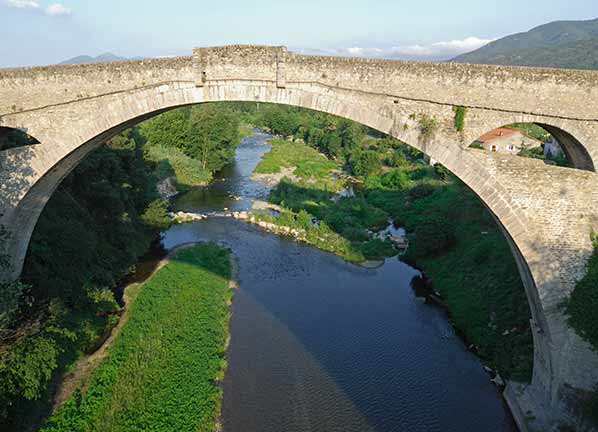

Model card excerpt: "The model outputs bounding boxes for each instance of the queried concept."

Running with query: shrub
[140,199,171,231]
[381,169,411,190]
[409,183,435,200]
[412,215,456,257]
[453,106,467,132]
[352,151,382,177]
[417,114,439,142]
[433,163,451,181]
[360,239,396,260]
[567,241,598,350]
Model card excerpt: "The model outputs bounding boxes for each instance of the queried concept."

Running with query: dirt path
[52,242,203,409]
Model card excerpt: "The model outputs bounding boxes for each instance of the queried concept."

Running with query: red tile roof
[477,127,542,143]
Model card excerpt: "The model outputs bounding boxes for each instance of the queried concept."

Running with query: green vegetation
[453,106,467,132]
[255,138,338,186]
[144,143,212,187]
[582,384,598,427]
[140,103,241,190]
[41,243,232,432]
[0,103,245,430]
[0,129,161,431]
[1,100,538,428]
[507,123,551,142]
[417,114,439,143]
[567,232,598,350]
[249,103,533,380]
[250,209,366,261]
[396,183,533,380]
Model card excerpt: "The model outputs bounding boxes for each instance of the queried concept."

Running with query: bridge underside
[1,46,598,430]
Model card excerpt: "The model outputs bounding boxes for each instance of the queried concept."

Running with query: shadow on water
[164,218,516,432]
[159,130,518,432]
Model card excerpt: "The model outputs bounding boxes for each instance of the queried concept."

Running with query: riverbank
[246,132,533,382]
[40,243,234,432]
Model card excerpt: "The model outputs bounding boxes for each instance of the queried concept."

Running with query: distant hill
[59,53,128,65]
[452,18,598,69]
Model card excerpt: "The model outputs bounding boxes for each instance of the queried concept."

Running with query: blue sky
[0,0,596,67]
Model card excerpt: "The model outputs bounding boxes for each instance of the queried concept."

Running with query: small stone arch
[535,122,595,171]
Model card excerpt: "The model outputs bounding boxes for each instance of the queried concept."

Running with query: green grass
[250,209,366,262]
[255,139,338,184]
[239,125,254,139]
[144,144,212,190]
[41,243,232,432]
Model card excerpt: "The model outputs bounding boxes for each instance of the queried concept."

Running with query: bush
[417,114,439,142]
[412,215,456,257]
[381,169,411,190]
[140,199,171,231]
[409,183,435,200]
[433,163,451,181]
[360,239,396,260]
[567,244,598,350]
[453,106,467,132]
[352,151,382,177]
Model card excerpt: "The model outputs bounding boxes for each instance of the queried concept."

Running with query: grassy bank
[144,143,212,189]
[255,138,340,190]
[40,243,232,432]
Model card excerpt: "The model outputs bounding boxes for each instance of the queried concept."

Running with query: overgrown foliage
[41,243,232,432]
[453,106,467,132]
[567,232,598,351]
[1,103,245,429]
[417,114,439,142]
[140,104,241,189]
[250,104,533,380]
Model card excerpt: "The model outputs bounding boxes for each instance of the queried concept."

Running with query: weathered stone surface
[0,45,597,430]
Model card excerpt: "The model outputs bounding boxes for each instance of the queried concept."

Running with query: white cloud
[45,3,71,16]
[5,0,40,9]
[397,37,494,58]
[331,37,495,61]
[5,0,72,16]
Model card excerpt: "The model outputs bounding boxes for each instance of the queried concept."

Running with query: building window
[507,144,515,152]
[491,145,497,152]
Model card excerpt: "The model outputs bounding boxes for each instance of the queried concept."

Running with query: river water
[161,130,516,432]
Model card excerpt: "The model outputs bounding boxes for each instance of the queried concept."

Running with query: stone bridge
[1,45,598,430]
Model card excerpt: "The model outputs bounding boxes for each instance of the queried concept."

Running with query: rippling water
[162,131,516,432]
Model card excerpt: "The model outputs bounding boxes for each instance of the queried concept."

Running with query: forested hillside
[453,18,598,69]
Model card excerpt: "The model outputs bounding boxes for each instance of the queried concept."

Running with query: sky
[0,0,596,67]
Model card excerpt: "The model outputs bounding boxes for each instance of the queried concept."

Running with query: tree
[186,105,240,172]
[138,108,190,151]
[352,151,382,177]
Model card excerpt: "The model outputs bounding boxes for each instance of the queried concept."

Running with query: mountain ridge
[59,53,129,65]
[452,18,598,69]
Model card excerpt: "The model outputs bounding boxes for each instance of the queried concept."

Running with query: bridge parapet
[0,46,598,430]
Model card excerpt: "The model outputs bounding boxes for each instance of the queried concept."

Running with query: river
[161,130,517,432]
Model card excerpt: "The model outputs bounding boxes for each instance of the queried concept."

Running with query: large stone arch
[1,46,598,430]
